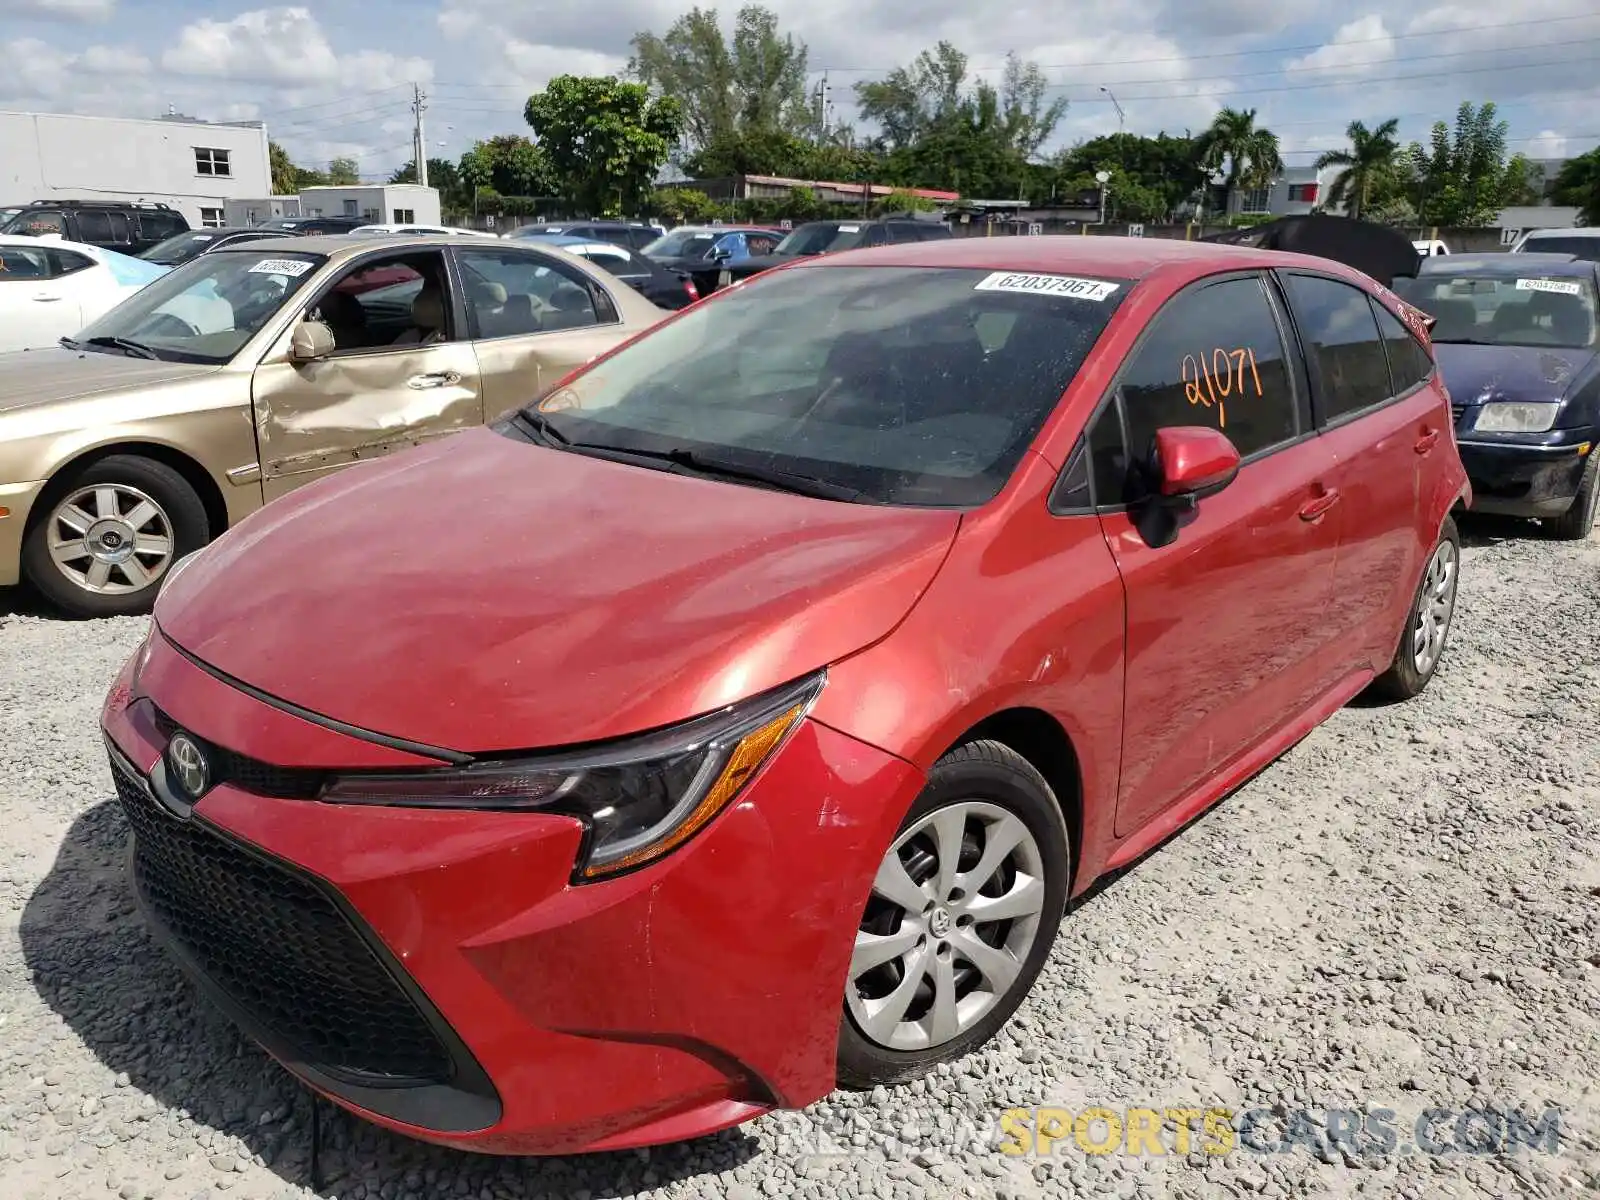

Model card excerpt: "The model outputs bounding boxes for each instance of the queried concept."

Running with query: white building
[1233,166,1343,218]
[296,185,441,225]
[0,110,271,228]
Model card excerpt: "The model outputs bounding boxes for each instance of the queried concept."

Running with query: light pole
[1095,169,1111,225]
[1100,87,1125,135]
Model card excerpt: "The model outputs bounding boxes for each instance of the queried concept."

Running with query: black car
[505,220,665,252]
[716,215,953,289]
[1394,252,1600,539]
[256,215,369,234]
[0,199,190,255]
[138,226,295,266]
[540,236,700,309]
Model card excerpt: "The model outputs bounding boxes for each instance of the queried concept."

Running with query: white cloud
[1286,15,1395,77]
[162,7,431,90]
[0,0,115,21]
[1524,129,1568,159]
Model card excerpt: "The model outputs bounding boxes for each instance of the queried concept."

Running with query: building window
[363,207,380,221]
[195,148,231,177]
[199,208,225,228]
[1237,186,1272,214]
[393,208,415,223]
[1287,183,1320,203]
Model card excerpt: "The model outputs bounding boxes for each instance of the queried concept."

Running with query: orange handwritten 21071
[1180,348,1263,429]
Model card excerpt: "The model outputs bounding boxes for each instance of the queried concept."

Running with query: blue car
[1395,253,1600,539]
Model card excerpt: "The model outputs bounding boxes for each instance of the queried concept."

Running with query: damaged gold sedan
[0,235,669,616]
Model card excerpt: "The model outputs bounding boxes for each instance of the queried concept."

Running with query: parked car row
[91,230,1478,1161]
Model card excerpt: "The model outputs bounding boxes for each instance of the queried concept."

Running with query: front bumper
[1455,438,1592,518]
[101,632,921,1155]
[0,479,47,587]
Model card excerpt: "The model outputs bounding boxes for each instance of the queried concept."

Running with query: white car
[1413,239,1450,257]
[348,222,498,238]
[0,235,168,353]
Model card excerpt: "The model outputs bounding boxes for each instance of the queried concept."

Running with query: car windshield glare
[643,230,717,258]
[776,224,866,255]
[526,264,1128,507]
[1396,273,1598,349]
[72,249,326,364]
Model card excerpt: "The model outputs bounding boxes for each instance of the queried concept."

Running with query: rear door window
[75,211,115,242]
[1088,274,1300,505]
[1372,302,1433,395]
[1282,273,1395,423]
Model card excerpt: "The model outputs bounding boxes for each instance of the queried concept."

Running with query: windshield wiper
[572,443,862,501]
[80,335,160,360]
[511,410,571,446]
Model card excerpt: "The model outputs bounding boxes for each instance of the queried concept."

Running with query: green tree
[268,141,299,194]
[1051,132,1204,217]
[1549,147,1600,224]
[458,135,550,198]
[629,5,811,152]
[390,158,468,210]
[1195,107,1283,216]
[1404,102,1530,227]
[853,41,1066,198]
[1313,118,1400,220]
[524,75,683,216]
[327,157,360,185]
[652,185,724,222]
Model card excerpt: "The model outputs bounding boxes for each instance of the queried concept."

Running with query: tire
[1368,515,1461,702]
[22,454,210,619]
[837,739,1070,1089]
[1547,452,1599,542]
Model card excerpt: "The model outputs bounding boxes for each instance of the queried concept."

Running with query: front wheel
[1547,453,1599,541]
[21,454,210,618]
[1368,515,1461,702]
[837,739,1070,1089]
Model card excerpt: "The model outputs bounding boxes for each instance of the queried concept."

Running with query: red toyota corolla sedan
[100,236,1469,1155]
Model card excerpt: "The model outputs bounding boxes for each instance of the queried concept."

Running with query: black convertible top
[1201,214,1421,286]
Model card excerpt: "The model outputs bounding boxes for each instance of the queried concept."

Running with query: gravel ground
[1,517,1597,1200]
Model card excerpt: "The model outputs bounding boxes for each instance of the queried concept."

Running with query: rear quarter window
[1372,302,1433,394]
[1282,273,1394,423]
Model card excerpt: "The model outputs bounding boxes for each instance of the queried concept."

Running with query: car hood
[1433,342,1598,405]
[154,426,961,755]
[0,348,220,415]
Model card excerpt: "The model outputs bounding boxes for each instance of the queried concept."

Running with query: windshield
[72,249,325,363]
[1395,273,1597,349]
[140,230,220,263]
[774,223,867,256]
[1517,236,1600,262]
[643,229,718,258]
[523,264,1127,506]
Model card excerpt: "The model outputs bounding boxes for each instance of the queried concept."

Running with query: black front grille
[150,708,325,799]
[110,750,453,1085]
[1451,403,1466,425]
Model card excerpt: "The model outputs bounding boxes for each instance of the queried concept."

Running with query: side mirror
[289,319,336,362]
[1152,426,1240,500]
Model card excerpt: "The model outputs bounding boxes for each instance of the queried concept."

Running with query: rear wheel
[22,454,209,618]
[1369,516,1461,702]
[1547,453,1599,542]
[837,740,1069,1088]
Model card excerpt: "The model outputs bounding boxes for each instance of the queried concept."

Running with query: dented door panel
[472,325,633,422]
[251,344,485,501]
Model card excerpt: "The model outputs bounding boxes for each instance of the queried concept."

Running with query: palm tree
[1196,107,1284,217]
[1314,118,1401,220]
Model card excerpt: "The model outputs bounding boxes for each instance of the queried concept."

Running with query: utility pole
[411,83,429,188]
[813,73,832,139]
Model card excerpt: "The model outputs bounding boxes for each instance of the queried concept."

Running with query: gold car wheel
[45,483,175,595]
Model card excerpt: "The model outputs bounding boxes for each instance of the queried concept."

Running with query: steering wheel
[137,313,200,338]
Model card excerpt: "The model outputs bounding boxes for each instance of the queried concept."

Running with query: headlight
[319,670,824,881]
[1474,402,1560,433]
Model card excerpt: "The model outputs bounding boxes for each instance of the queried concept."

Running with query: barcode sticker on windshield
[249,258,315,277]
[837,224,860,232]
[1515,278,1580,295]
[975,272,1119,301]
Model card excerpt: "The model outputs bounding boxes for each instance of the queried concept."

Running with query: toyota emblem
[166,733,210,799]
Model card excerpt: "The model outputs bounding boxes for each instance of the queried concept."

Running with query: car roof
[1523,227,1600,238]
[1420,252,1589,276]
[795,235,1375,285]
[202,232,626,266]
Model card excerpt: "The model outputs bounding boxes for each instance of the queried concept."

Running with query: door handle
[1414,428,1441,454]
[1298,487,1341,522]
[406,371,461,389]
[32,295,63,303]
